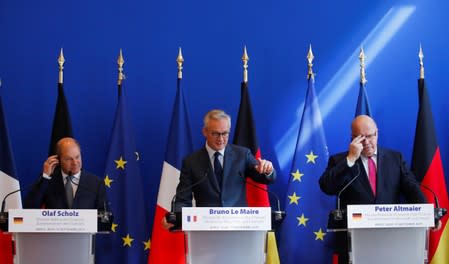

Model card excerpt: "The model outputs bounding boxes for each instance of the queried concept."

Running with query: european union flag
[96,83,150,263]
[278,69,334,263]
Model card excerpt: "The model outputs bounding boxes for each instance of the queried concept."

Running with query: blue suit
[174,144,276,211]
[319,147,426,264]
[24,169,108,210]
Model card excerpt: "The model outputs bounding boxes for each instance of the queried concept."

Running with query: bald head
[351,115,377,133]
[351,115,378,157]
[56,137,82,175]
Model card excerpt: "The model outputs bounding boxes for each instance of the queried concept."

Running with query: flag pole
[307,44,314,80]
[117,49,125,85]
[177,47,184,80]
[58,48,64,84]
[359,47,367,85]
[242,46,249,83]
[418,44,424,79]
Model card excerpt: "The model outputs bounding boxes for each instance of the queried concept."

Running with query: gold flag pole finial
[177,47,184,79]
[419,44,424,79]
[359,47,367,85]
[117,49,125,85]
[58,48,65,84]
[307,44,314,80]
[242,46,249,83]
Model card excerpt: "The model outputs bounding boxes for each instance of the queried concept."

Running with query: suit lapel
[356,158,375,199]
[54,171,70,208]
[222,146,235,190]
[375,149,383,201]
[72,171,83,208]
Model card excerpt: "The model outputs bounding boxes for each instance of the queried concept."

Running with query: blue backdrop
[1,0,448,254]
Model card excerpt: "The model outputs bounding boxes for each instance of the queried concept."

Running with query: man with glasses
[319,115,426,264]
[164,109,275,229]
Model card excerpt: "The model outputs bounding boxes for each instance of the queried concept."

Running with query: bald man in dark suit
[24,137,107,210]
[319,115,426,264]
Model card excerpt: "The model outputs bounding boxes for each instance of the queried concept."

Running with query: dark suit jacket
[319,147,426,264]
[319,147,426,207]
[174,144,276,211]
[23,169,108,210]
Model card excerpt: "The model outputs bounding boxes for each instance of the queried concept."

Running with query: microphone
[327,163,361,231]
[66,170,113,230]
[0,181,35,231]
[239,172,286,229]
[331,163,361,222]
[29,169,113,231]
[420,184,448,225]
[1,189,21,214]
[165,169,210,229]
[0,189,21,230]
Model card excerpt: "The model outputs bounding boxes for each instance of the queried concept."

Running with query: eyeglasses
[210,131,230,138]
[352,131,377,140]
[364,132,377,140]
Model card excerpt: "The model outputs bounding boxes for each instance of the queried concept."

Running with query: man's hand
[347,135,364,162]
[161,215,174,230]
[432,219,442,232]
[43,155,59,176]
[255,158,274,175]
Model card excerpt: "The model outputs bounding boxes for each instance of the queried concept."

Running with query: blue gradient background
[0,0,448,245]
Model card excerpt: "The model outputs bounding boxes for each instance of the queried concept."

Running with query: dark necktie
[368,157,377,196]
[65,175,74,208]
[214,152,223,186]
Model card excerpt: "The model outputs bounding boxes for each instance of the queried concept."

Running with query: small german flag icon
[13,217,23,224]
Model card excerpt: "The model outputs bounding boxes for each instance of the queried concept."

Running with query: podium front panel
[14,233,94,264]
[186,231,266,264]
[349,228,427,264]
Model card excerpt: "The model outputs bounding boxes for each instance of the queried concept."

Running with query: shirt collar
[61,170,81,182]
[361,150,377,161]
[205,143,225,158]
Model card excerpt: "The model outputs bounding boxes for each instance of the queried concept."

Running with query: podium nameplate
[182,207,271,231]
[8,209,97,233]
[347,204,434,229]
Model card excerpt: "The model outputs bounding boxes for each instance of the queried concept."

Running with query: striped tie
[65,175,74,208]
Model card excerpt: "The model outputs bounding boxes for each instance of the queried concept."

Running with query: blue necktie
[214,152,223,186]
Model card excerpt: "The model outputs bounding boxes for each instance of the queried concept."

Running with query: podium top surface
[8,209,98,233]
[182,207,271,231]
[347,203,434,229]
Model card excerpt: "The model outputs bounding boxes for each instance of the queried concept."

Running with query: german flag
[233,81,269,207]
[411,77,449,264]
[352,213,362,221]
[13,217,23,224]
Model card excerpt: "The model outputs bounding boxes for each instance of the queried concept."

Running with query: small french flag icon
[187,215,197,222]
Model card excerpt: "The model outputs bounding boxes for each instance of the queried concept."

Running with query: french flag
[148,50,194,264]
[187,215,197,222]
[0,81,21,264]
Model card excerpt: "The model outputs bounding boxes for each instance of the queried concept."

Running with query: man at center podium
[319,115,426,264]
[163,109,276,229]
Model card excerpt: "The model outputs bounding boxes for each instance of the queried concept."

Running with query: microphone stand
[328,163,361,231]
[240,172,286,229]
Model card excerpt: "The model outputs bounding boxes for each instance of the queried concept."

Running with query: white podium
[181,207,271,264]
[8,209,98,264]
[347,204,434,264]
